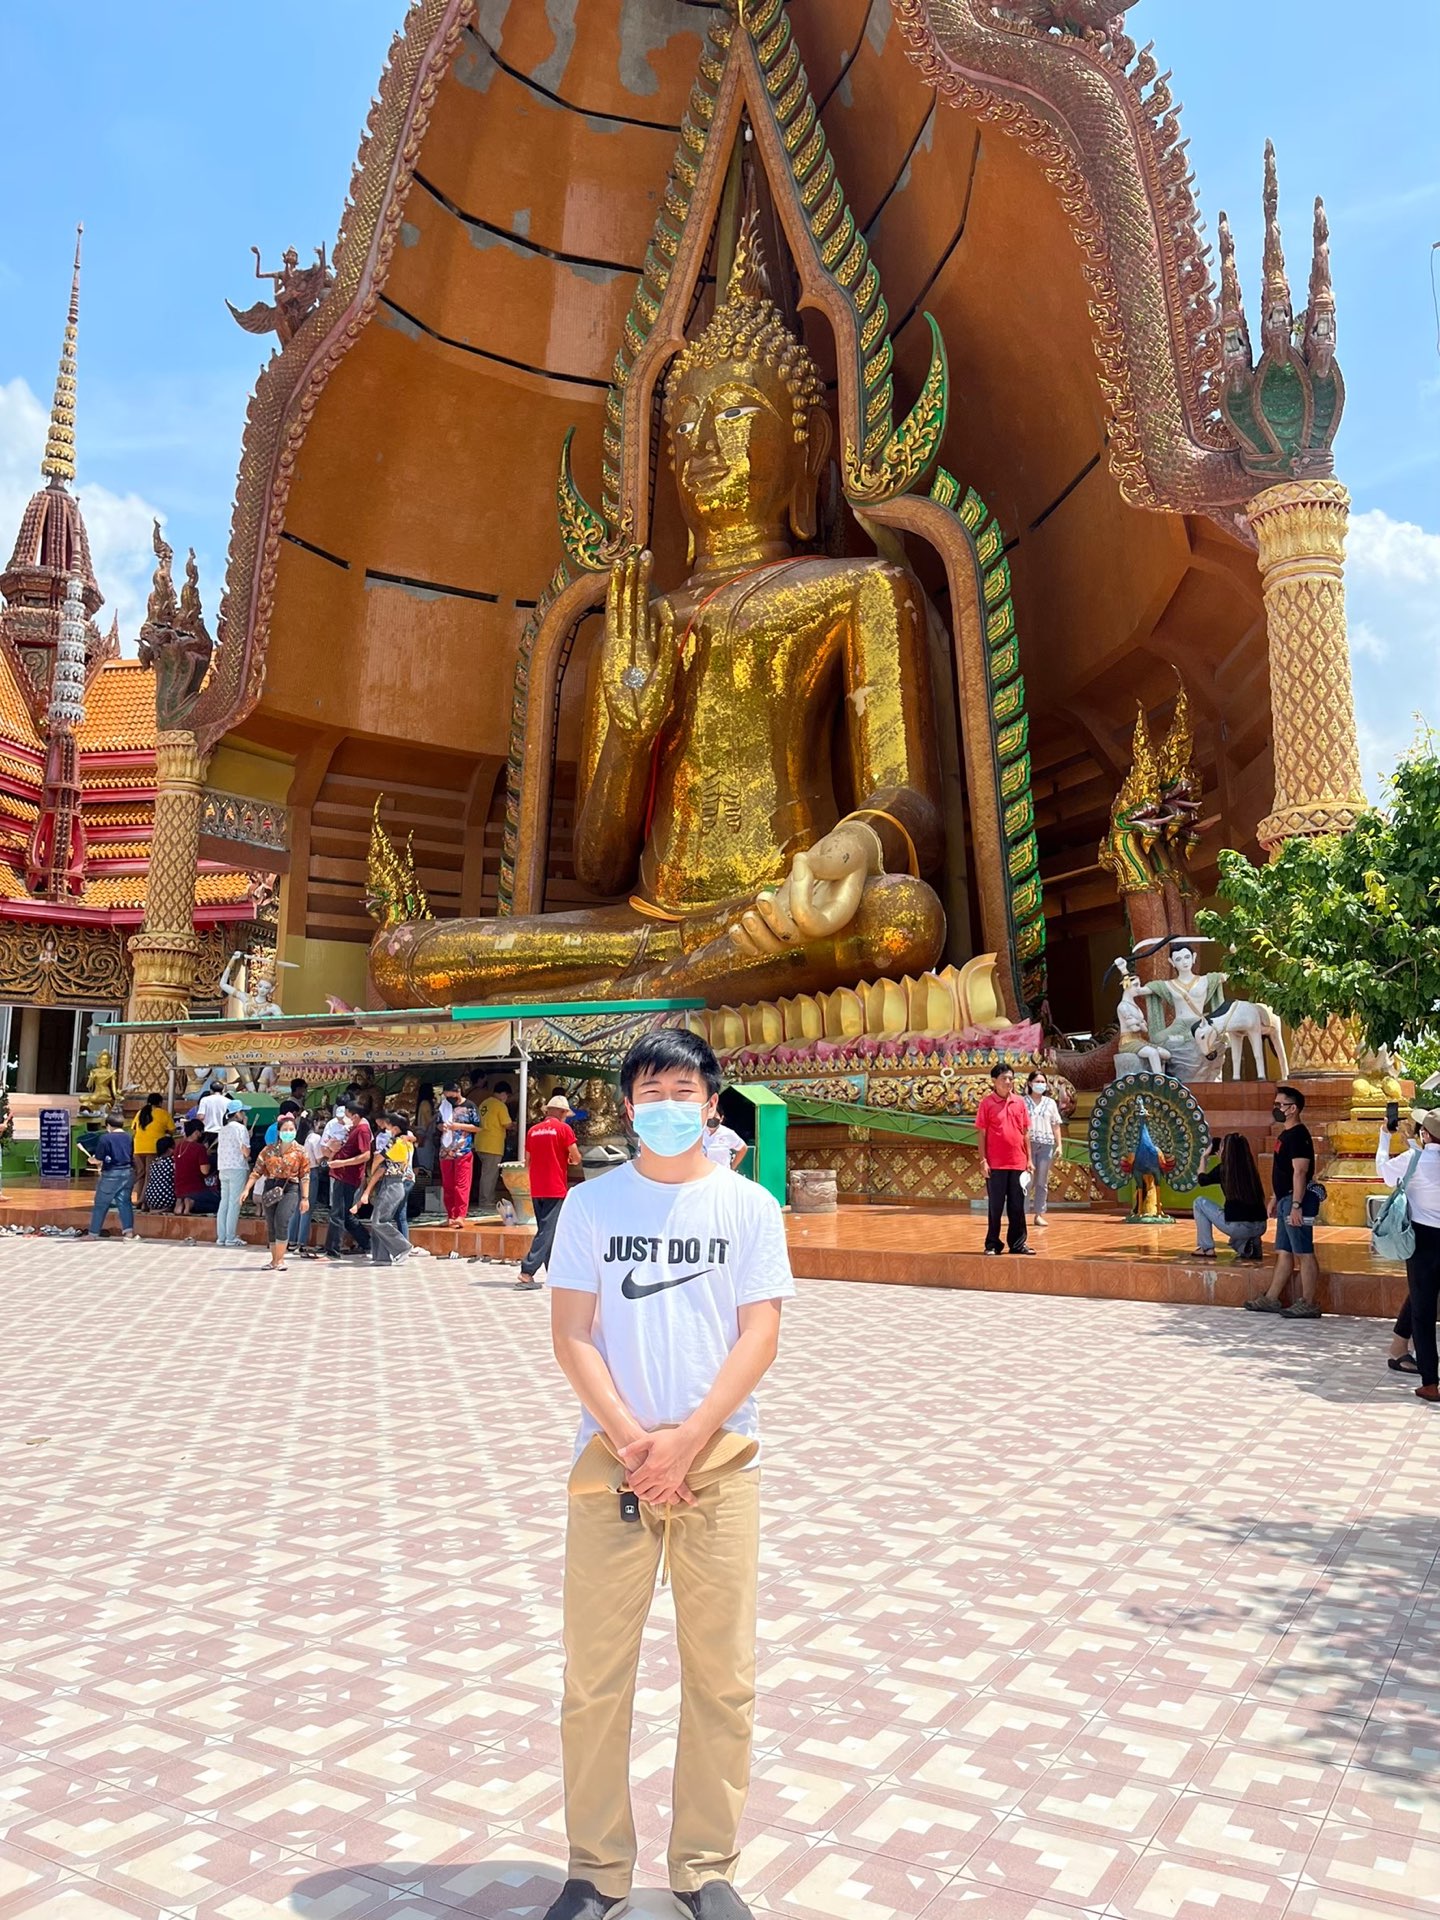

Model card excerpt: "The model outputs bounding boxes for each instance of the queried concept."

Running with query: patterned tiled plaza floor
[2,1238,1438,1920]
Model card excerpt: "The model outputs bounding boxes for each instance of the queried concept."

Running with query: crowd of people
[66,1048,1440,1396]
[77,1069,535,1268]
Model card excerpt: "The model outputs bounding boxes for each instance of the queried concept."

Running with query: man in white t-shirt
[701,1114,747,1171]
[545,1029,793,1920]
[197,1080,232,1135]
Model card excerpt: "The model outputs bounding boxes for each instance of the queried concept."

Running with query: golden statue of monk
[370,227,946,1009]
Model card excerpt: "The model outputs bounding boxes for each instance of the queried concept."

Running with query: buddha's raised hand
[601,548,677,744]
[728,819,885,957]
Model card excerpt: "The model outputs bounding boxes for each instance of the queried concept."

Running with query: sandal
[1282,1298,1322,1319]
[1389,1353,1421,1373]
[1244,1294,1285,1312]
[514,1277,542,1291]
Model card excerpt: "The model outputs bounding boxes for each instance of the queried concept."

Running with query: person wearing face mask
[516,1094,583,1291]
[1246,1084,1322,1317]
[1022,1071,1063,1227]
[240,1119,310,1272]
[1374,1107,1440,1404]
[544,1028,793,1920]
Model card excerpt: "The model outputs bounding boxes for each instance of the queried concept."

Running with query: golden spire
[41,226,83,485]
[1157,678,1195,790]
[1114,704,1161,815]
[1260,140,1293,358]
[365,795,430,929]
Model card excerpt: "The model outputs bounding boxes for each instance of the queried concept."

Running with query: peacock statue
[1088,1074,1208,1225]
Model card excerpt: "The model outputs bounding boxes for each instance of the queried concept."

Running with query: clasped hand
[729,818,884,957]
[619,1426,701,1507]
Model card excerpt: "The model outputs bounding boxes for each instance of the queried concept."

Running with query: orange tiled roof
[196,871,256,906]
[85,803,151,828]
[74,662,158,754]
[0,795,38,823]
[0,749,41,788]
[80,767,153,790]
[88,840,151,861]
[0,663,41,752]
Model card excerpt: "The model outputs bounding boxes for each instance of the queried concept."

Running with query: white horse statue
[1193,1000,1289,1081]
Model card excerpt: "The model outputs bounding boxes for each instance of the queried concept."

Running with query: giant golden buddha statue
[369,220,945,1010]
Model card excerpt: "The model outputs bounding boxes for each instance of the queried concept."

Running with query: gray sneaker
[1244,1294,1285,1312]
[541,1882,626,1920]
[1282,1298,1322,1319]
[675,1886,753,1920]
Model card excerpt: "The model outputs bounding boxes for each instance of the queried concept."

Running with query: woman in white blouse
[1375,1108,1440,1404]
[1023,1071,1064,1227]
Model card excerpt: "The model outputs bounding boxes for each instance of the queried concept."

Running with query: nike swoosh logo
[621,1267,715,1301]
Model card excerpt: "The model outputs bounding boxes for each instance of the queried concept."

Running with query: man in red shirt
[517,1093,582,1291]
[975,1062,1035,1257]
[324,1109,374,1258]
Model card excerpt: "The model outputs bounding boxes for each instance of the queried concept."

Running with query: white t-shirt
[215,1119,251,1172]
[304,1132,327,1171]
[702,1124,746,1167]
[548,1160,794,1457]
[198,1091,231,1132]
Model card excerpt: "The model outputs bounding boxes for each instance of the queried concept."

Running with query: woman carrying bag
[240,1120,311,1272]
[1374,1108,1440,1404]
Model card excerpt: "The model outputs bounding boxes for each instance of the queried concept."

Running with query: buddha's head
[665,216,831,548]
[96,1050,112,1069]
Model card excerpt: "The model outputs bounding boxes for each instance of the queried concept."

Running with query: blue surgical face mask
[630,1099,707,1158]
[278,1128,297,1143]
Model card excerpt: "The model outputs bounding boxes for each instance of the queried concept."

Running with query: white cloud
[1345,508,1440,799]
[0,376,163,652]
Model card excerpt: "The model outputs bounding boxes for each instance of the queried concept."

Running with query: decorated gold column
[124,730,211,1088]
[1250,480,1366,1076]
[1251,478,1365,851]
[122,528,215,1089]
[1218,148,1362,1075]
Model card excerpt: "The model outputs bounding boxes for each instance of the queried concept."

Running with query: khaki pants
[561,1436,760,1897]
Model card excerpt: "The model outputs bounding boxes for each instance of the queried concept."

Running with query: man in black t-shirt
[1246,1084,1321,1317]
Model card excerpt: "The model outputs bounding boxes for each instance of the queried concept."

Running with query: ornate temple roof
[0,235,260,929]
[201,0,1311,991]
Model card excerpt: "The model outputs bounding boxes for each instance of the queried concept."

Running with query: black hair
[493,1081,512,1096]
[105,1110,125,1128]
[1219,1133,1267,1219]
[990,1061,1015,1080]
[290,1078,307,1092]
[619,1027,721,1101]
[442,1080,461,1095]
[1276,1084,1306,1112]
[184,1118,203,1138]
[137,1093,165,1128]
[154,1135,175,1157]
[278,1100,300,1116]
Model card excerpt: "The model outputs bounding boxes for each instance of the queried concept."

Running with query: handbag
[1371,1149,1421,1263]
[260,1178,298,1211]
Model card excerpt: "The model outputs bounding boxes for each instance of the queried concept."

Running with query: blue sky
[0,1,1434,791]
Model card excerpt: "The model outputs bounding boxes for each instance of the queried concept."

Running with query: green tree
[1196,744,1440,1057]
